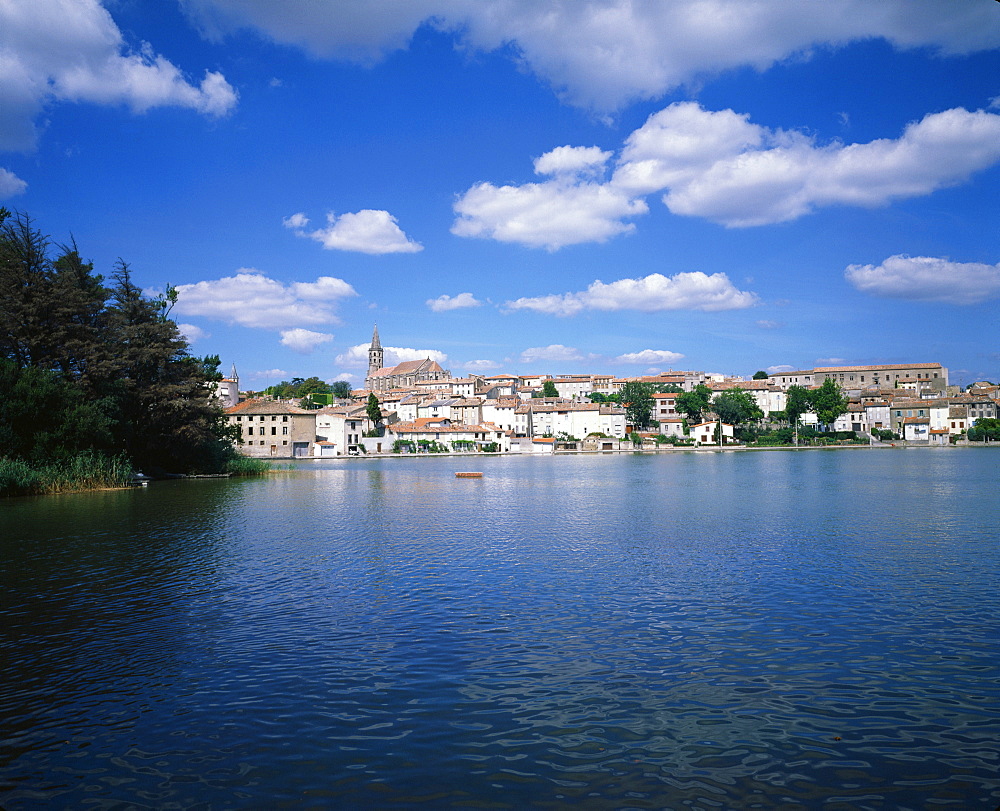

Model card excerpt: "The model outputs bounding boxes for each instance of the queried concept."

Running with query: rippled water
[2,448,999,809]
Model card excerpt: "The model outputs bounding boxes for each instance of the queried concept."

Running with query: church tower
[367,324,383,382]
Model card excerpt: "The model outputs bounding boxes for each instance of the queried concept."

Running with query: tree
[675,384,713,424]
[712,389,764,427]
[785,385,812,425]
[811,379,848,427]
[968,418,1000,442]
[541,380,559,397]
[331,380,352,399]
[617,381,656,429]
[105,261,234,473]
[366,392,382,426]
[752,370,768,380]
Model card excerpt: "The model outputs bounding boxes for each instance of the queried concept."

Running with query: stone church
[364,325,450,392]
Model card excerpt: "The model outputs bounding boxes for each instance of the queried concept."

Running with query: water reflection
[2,450,998,808]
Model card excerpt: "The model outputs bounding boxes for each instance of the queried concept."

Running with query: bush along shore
[0,209,273,497]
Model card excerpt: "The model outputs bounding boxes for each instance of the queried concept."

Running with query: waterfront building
[226,399,315,458]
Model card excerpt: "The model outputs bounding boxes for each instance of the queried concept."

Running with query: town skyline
[2,1,999,389]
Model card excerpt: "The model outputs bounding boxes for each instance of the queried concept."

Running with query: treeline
[1,210,245,495]
[263,376,352,405]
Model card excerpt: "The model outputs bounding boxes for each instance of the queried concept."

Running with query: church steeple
[367,324,384,382]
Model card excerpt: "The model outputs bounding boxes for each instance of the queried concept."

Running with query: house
[902,417,930,441]
[385,419,510,453]
[314,404,368,455]
[226,399,316,458]
[690,421,735,445]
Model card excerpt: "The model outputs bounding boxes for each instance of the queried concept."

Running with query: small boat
[455,471,483,478]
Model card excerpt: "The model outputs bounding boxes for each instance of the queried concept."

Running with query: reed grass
[224,455,272,476]
[0,452,134,497]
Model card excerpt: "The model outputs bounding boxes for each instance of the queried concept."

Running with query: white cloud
[615,349,685,365]
[817,358,847,365]
[173,270,357,330]
[632,104,1000,227]
[426,292,482,312]
[251,368,288,380]
[462,359,501,372]
[845,255,1000,305]
[285,209,422,254]
[279,328,334,353]
[452,178,646,250]
[767,365,796,374]
[177,323,210,343]
[179,1,1000,112]
[756,320,784,329]
[519,344,584,364]
[454,101,1000,245]
[533,145,611,177]
[335,343,448,369]
[0,168,27,198]
[506,272,758,316]
[0,0,237,151]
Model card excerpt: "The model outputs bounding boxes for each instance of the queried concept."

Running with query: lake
[2,448,999,809]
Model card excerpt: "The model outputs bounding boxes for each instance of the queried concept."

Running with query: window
[247,427,253,435]
[271,426,277,435]
[282,427,288,435]
[283,415,288,422]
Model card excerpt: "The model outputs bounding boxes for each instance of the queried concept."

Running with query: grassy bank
[224,456,273,476]
[0,452,135,497]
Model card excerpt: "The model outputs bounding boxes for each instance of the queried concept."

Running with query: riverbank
[0,453,275,498]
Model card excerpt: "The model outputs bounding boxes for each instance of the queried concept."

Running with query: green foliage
[555,432,579,442]
[224,456,271,476]
[968,418,1000,441]
[873,428,899,442]
[392,439,416,454]
[330,380,352,399]
[618,381,656,429]
[711,389,764,427]
[784,385,813,424]
[752,370,769,380]
[452,440,474,451]
[812,379,849,426]
[541,380,559,398]
[266,376,333,399]
[656,383,684,393]
[366,392,382,426]
[0,212,238,479]
[481,442,500,453]
[1,451,133,497]
[675,384,712,424]
[588,392,610,403]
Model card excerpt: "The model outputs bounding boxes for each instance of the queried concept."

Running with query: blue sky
[2,0,999,389]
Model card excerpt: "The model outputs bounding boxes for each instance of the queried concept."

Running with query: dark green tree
[366,392,382,426]
[675,384,713,424]
[811,379,848,427]
[330,380,353,399]
[967,418,1000,441]
[784,385,813,425]
[752,370,768,380]
[541,380,559,397]
[104,261,234,473]
[712,389,764,427]
[0,360,116,463]
[617,381,656,429]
